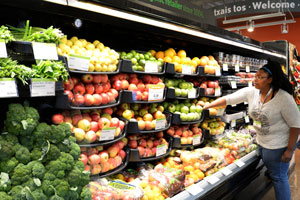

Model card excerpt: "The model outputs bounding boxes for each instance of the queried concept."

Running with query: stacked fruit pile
[58,36,119,72]
[63,74,119,106]
[197,97,225,116]
[164,78,197,98]
[127,132,168,158]
[52,108,125,144]
[200,80,220,96]
[80,139,127,175]
[166,124,202,145]
[201,118,226,135]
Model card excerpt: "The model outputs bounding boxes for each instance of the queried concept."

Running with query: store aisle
[261,149,300,200]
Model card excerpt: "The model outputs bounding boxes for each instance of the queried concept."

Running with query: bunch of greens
[0,103,91,200]
[32,60,69,82]
[0,25,14,43]
[0,58,35,85]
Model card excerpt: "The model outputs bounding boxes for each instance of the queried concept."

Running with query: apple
[143,113,153,121]
[110,117,120,127]
[137,83,145,92]
[103,107,113,115]
[122,137,128,146]
[138,120,146,130]
[143,75,152,83]
[64,90,74,102]
[139,139,147,147]
[129,140,138,149]
[84,94,95,106]
[145,121,152,130]
[81,74,93,84]
[91,164,101,175]
[118,150,126,160]
[98,118,111,129]
[73,128,86,142]
[84,165,91,172]
[72,114,83,126]
[146,140,153,148]
[108,158,117,170]
[73,94,85,106]
[99,151,109,164]
[63,116,72,124]
[85,84,95,95]
[154,111,163,119]
[90,121,99,132]
[80,153,88,165]
[139,108,148,117]
[156,131,164,138]
[122,110,132,120]
[119,120,125,130]
[107,145,120,158]
[153,140,160,147]
[101,162,110,173]
[121,80,129,90]
[102,82,111,93]
[151,76,159,84]
[128,83,138,91]
[84,130,97,143]
[175,129,183,136]
[115,140,125,149]
[138,146,145,157]
[181,137,188,144]
[92,94,102,106]
[110,89,119,99]
[82,113,92,122]
[166,128,175,136]
[102,75,108,83]
[142,91,149,101]
[200,82,207,89]
[94,84,103,94]
[167,104,176,112]
[113,80,122,91]
[63,79,74,90]
[152,147,157,156]
[101,113,112,120]
[78,119,91,131]
[100,93,109,105]
[70,77,79,86]
[181,106,189,114]
[106,92,114,103]
[130,77,139,85]
[52,114,64,125]
[90,112,100,122]
[175,88,181,96]
[93,75,102,84]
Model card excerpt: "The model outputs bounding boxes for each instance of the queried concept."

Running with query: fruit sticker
[0,42,7,58]
[32,42,58,60]
[192,135,201,145]
[188,88,196,98]
[182,64,193,74]
[68,54,90,71]
[0,78,18,97]
[148,84,164,101]
[235,64,239,72]
[186,184,203,195]
[156,144,167,157]
[222,63,228,71]
[99,127,116,141]
[145,61,158,73]
[30,78,55,97]
[246,65,250,72]
[155,118,166,130]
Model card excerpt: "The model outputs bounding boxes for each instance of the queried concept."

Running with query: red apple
[146,140,153,148]
[82,74,93,84]
[73,94,85,106]
[151,76,159,84]
[138,120,146,130]
[82,113,92,122]
[93,75,102,84]
[84,165,91,172]
[72,114,83,126]
[101,162,110,173]
[110,89,119,99]
[93,94,102,106]
[98,117,111,129]
[121,80,129,90]
[153,140,159,147]
[85,84,95,94]
[115,140,124,149]
[90,121,99,132]
[130,77,139,85]
[91,164,101,175]
[103,107,113,115]
[137,83,145,93]
[119,121,125,130]
[142,91,149,101]
[84,94,95,106]
[74,84,86,95]
[139,139,147,148]
[63,79,74,90]
[128,83,138,91]
[106,92,114,103]
[118,150,126,160]
[102,82,111,93]
[99,151,109,164]
[138,147,145,157]
[102,75,108,83]
[94,84,103,94]
[80,153,88,165]
[88,154,101,165]
[71,77,80,86]
[129,140,138,149]
[90,112,100,122]
[101,93,109,105]
[145,121,152,130]
[110,117,120,127]
[113,80,122,91]
[107,145,120,158]
[64,90,74,102]
[52,114,64,125]
[85,130,97,143]
[143,75,152,83]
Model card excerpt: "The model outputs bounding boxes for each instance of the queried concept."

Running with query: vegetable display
[0,103,91,199]
[0,25,14,43]
[32,60,69,82]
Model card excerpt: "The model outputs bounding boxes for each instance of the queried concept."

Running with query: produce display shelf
[120,89,167,104]
[55,92,121,109]
[219,81,250,88]
[78,121,128,147]
[166,111,204,125]
[203,129,224,140]
[122,113,172,134]
[222,65,258,73]
[170,150,260,200]
[166,87,203,100]
[90,148,130,179]
[165,63,200,76]
[222,111,245,123]
[128,135,173,162]
[120,59,166,75]
[203,109,223,119]
[172,135,204,148]
[68,61,121,74]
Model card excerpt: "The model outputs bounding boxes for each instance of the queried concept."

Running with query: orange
[168,48,176,55]
[192,57,200,64]
[172,55,181,63]
[199,58,208,66]
[195,170,205,180]
[149,50,156,57]
[163,56,172,63]
[188,173,199,182]
[201,56,209,62]
[164,49,175,57]
[155,51,165,59]
[208,55,215,61]
[177,50,187,58]
[184,165,194,171]
[191,60,198,67]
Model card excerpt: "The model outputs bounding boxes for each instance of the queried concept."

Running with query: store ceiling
[190,0,247,9]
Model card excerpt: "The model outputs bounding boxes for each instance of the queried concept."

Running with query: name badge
[253,120,262,128]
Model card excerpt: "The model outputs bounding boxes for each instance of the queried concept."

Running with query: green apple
[165,79,175,88]
[139,108,148,117]
[188,82,194,89]
[181,89,188,97]
[150,103,158,109]
[162,102,169,109]
[173,100,179,105]
[131,103,141,111]
[185,102,191,108]
[180,106,189,114]
[173,79,179,87]
[195,113,200,120]
[190,105,196,113]
[175,111,181,115]
[167,104,176,112]
[157,105,164,112]
[149,107,157,114]
[175,104,181,112]
[186,113,194,121]
[196,105,203,113]
[175,88,181,97]
[180,113,188,121]
[179,82,188,89]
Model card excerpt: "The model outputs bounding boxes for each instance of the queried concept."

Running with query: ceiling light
[247,21,254,32]
[281,23,288,34]
[223,12,285,24]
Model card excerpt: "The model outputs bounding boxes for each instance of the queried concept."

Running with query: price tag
[99,127,116,141]
[148,84,164,101]
[231,120,236,127]
[192,135,201,145]
[217,108,225,116]
[155,118,166,130]
[232,104,236,107]
[0,42,8,58]
[235,64,240,72]
[235,159,245,167]
[246,65,250,72]
[30,78,55,97]
[244,116,250,123]
[156,144,167,157]
[204,175,220,184]
[188,88,196,98]
[244,102,248,105]
[215,88,221,96]
[222,63,228,71]
[248,81,253,87]
[231,81,237,89]
[68,54,90,71]
[182,64,193,74]
[186,184,203,195]
[215,68,221,76]
[0,78,18,97]
[145,61,158,73]
[253,120,262,128]
[32,42,58,60]
[221,167,232,176]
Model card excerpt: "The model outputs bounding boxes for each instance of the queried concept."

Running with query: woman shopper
[203,60,300,200]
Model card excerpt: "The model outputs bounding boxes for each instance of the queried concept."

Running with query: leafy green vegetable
[0,25,14,43]
[32,60,69,81]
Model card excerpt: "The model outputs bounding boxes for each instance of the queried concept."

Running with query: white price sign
[215,68,221,76]
[0,42,8,58]
[235,64,240,72]
[232,104,236,107]
[32,42,58,60]
[188,88,196,98]
[192,135,201,145]
[221,167,232,176]
[215,87,221,96]
[231,119,236,127]
[182,64,193,74]
[244,115,250,123]
[217,108,225,116]
[99,127,116,141]
[186,184,203,195]
[222,63,228,71]
[248,81,253,87]
[231,81,237,89]
[0,78,18,97]
[156,144,167,157]
[68,54,90,71]
[30,78,55,97]
[145,61,158,73]
[155,118,166,130]
[148,84,164,101]
[235,160,245,167]
[246,65,250,72]
[205,175,220,184]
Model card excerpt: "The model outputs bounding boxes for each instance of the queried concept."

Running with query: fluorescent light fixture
[223,12,285,24]
[281,23,288,34]
[226,20,295,31]
[43,0,286,59]
[43,0,67,5]
[247,21,254,32]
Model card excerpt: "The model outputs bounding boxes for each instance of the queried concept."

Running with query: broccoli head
[30,147,42,161]
[19,136,34,151]
[49,125,66,144]
[24,106,40,121]
[67,167,89,188]
[0,172,11,192]
[69,142,81,160]
[19,118,39,136]
[31,189,47,200]
[52,179,70,198]
[3,134,19,145]
[45,160,66,179]
[0,191,12,200]
[80,187,92,200]
[43,144,61,163]
[74,160,85,171]
[43,172,56,182]
[27,161,45,179]
[0,137,15,160]
[10,186,26,200]
[0,158,18,174]
[22,178,38,191]
[11,163,31,185]
[58,152,74,171]
[42,180,54,196]
[6,104,26,123]
[66,189,79,200]
[15,145,31,164]
[32,123,52,146]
